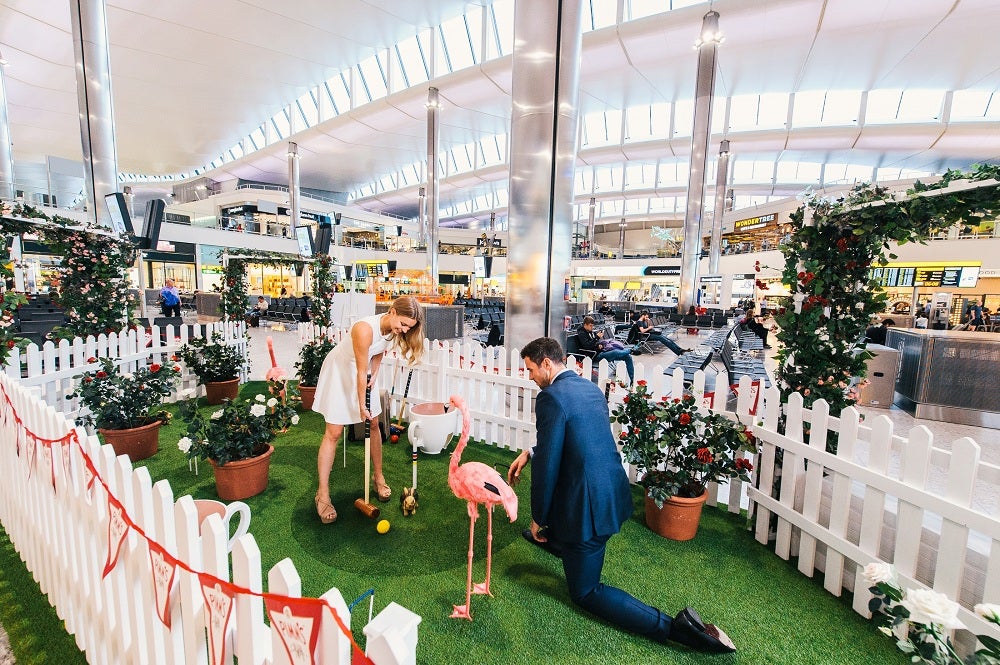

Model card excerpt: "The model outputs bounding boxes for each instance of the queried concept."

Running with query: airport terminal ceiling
[1,0,998,225]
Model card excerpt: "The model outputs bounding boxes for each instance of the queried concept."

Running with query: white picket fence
[3,321,249,420]
[749,388,1000,652]
[0,372,419,665]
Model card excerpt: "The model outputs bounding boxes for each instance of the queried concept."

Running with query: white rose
[121,372,133,380]
[177,437,192,453]
[863,562,895,585]
[250,404,266,417]
[267,398,278,407]
[291,415,300,425]
[210,410,223,420]
[900,588,964,630]
[255,394,266,403]
[975,603,1000,624]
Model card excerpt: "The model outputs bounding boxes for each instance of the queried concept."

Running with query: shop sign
[219,204,255,217]
[201,266,224,274]
[733,212,776,231]
[642,266,681,276]
[699,275,723,283]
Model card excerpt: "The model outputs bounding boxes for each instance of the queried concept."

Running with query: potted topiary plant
[294,336,334,410]
[72,356,181,461]
[177,392,299,500]
[611,381,757,540]
[177,332,245,404]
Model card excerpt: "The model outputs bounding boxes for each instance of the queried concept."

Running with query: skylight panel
[396,37,428,87]
[326,73,351,115]
[491,1,514,56]
[466,7,484,64]
[865,89,904,123]
[951,89,993,120]
[627,0,667,20]
[441,14,475,72]
[626,105,653,141]
[673,99,694,137]
[271,109,290,139]
[589,0,618,30]
[593,164,619,191]
[896,89,944,122]
[357,55,385,102]
[822,90,861,125]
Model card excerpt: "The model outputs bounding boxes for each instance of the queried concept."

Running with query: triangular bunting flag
[264,595,326,665]
[102,495,131,578]
[198,575,238,665]
[701,391,715,410]
[61,438,72,489]
[39,440,55,491]
[15,422,24,456]
[84,455,98,504]
[25,431,36,479]
[148,541,178,628]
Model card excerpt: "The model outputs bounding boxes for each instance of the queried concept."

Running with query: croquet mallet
[389,368,414,436]
[353,379,381,519]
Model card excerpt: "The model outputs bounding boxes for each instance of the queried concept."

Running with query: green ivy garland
[309,254,335,328]
[1,202,138,344]
[771,164,1000,436]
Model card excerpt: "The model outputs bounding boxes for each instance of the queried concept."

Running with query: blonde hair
[390,296,425,365]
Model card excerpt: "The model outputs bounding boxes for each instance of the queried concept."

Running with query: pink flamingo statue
[264,336,288,399]
[447,395,518,621]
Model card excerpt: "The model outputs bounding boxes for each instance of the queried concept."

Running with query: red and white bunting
[102,495,131,578]
[148,541,178,628]
[24,431,36,479]
[264,595,325,665]
[701,391,716,410]
[83,455,98,504]
[38,440,55,491]
[199,575,238,665]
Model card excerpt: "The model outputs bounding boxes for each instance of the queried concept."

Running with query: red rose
[6,340,13,349]
[836,237,848,251]
[696,448,713,463]
[679,413,691,426]
[84,376,93,383]
[87,357,96,363]
[150,364,161,373]
[96,371,107,378]
[171,355,179,361]
[673,398,680,403]
[636,380,647,386]
[623,396,630,403]
[173,365,180,371]
[619,431,628,440]
[647,414,657,421]
[633,428,641,435]
[735,457,753,472]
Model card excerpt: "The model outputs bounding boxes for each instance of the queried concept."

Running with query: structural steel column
[506,0,584,349]
[417,186,427,248]
[70,0,119,228]
[678,10,722,312]
[288,141,301,228]
[0,62,14,199]
[708,139,730,274]
[587,196,596,257]
[426,88,440,294]
[618,218,626,259]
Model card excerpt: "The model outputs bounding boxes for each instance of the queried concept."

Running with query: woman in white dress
[313,296,424,523]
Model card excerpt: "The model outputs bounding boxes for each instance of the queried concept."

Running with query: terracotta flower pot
[209,445,273,501]
[644,489,708,541]
[99,420,162,462]
[298,384,316,411]
[204,378,240,405]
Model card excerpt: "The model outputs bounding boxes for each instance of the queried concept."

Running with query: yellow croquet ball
[376,519,391,534]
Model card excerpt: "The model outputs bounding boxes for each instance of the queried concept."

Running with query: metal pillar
[70,0,119,228]
[417,186,427,248]
[587,196,596,258]
[506,0,584,349]
[426,88,440,294]
[618,218,627,259]
[708,139,731,274]
[678,10,722,312]
[288,141,301,228]
[0,58,14,199]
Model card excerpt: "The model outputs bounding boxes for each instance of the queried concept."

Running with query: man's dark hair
[640,310,650,317]
[521,337,565,365]
[583,315,595,325]
[883,319,896,327]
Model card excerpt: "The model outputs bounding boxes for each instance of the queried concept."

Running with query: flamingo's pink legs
[450,506,476,620]
[473,505,494,596]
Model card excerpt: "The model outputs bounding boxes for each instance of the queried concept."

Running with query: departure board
[872,264,979,287]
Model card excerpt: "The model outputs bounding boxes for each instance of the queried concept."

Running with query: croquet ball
[390,434,400,443]
[376,519,391,534]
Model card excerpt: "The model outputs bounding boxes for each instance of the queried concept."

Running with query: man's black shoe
[521,528,562,558]
[669,607,736,654]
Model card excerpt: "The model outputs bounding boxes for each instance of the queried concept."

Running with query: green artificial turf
[1,381,910,664]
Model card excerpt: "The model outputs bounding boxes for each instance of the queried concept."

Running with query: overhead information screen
[871,262,980,288]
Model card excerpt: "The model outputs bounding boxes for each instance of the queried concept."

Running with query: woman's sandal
[373,476,392,503]
[314,495,337,524]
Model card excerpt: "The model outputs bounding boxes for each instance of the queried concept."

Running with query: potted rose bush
[294,336,334,410]
[177,332,245,404]
[178,392,298,500]
[72,356,181,461]
[611,381,757,540]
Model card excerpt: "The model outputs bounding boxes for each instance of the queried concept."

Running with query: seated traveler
[246,296,268,327]
[632,311,690,356]
[864,318,895,345]
[740,306,772,349]
[576,316,634,385]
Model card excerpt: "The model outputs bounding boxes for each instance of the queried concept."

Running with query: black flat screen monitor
[314,224,332,255]
[104,193,134,236]
[141,199,165,249]
[295,226,314,257]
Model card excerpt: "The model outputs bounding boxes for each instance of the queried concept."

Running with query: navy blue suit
[531,370,673,643]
